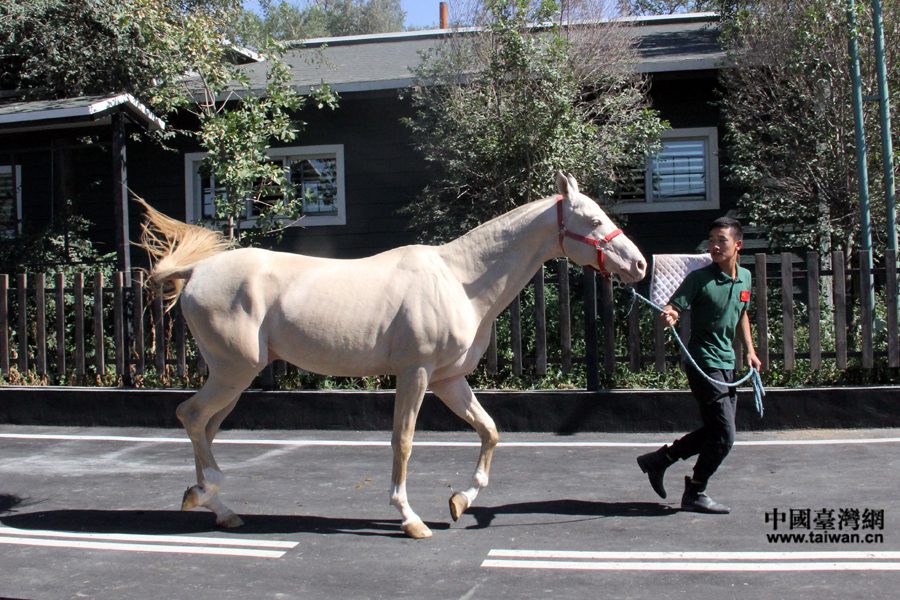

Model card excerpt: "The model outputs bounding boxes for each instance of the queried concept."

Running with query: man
[637,216,761,514]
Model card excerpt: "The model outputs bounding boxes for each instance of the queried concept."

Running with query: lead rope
[612,278,765,417]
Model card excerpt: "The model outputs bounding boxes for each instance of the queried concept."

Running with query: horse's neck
[438,197,560,323]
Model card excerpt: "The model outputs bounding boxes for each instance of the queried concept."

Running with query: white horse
[138,172,646,539]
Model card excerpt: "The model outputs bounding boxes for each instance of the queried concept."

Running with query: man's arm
[738,310,762,370]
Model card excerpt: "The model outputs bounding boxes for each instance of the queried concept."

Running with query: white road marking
[488,549,900,560]
[0,526,297,558]
[2,432,900,448]
[0,527,297,548]
[481,559,900,572]
[483,550,900,572]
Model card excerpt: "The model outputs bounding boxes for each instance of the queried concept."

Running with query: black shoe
[681,476,730,514]
[636,445,676,499]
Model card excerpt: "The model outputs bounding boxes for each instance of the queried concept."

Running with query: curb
[2,386,898,432]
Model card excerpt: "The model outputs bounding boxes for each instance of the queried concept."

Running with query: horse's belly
[272,336,392,377]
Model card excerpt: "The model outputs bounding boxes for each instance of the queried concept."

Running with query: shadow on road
[465,499,676,529]
[1,509,451,538]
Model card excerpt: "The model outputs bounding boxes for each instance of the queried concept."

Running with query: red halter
[556,195,623,276]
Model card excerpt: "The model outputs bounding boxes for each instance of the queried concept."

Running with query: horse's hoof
[181,486,201,511]
[217,513,245,528]
[401,520,432,539]
[449,492,469,521]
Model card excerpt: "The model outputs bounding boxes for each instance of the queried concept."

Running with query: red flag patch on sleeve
[740,290,750,302]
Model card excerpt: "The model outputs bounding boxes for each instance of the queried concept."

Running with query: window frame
[0,164,23,239]
[184,144,346,227]
[614,127,720,214]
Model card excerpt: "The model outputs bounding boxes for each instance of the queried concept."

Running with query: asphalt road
[1,425,899,600]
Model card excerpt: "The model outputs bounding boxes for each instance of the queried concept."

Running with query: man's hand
[746,350,762,371]
[659,306,679,327]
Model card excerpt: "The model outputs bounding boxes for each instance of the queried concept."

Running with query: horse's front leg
[390,366,431,539]
[430,376,499,521]
[176,372,252,528]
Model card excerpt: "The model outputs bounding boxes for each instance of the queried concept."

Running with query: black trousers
[668,366,737,485]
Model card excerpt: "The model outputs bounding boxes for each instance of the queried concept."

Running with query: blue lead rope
[625,286,766,417]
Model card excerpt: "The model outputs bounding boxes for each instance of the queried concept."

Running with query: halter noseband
[556,195,623,276]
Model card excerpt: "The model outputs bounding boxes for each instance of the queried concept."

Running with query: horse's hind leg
[389,366,432,539]
[430,376,499,521]
[176,370,255,527]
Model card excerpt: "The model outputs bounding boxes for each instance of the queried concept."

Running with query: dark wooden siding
[623,70,739,259]
[274,91,428,258]
[5,70,740,264]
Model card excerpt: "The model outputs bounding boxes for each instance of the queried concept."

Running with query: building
[0,12,729,270]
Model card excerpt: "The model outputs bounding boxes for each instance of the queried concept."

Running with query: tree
[619,0,720,14]
[0,0,338,243]
[718,0,899,257]
[227,0,405,47]
[404,0,666,243]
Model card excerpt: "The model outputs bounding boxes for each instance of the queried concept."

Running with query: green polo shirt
[669,263,752,369]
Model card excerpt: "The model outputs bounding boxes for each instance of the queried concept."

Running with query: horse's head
[555,171,647,283]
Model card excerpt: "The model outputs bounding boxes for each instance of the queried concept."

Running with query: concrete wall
[2,386,898,432]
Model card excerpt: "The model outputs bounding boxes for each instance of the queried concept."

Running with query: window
[184,145,346,226]
[0,165,22,239]
[614,127,719,214]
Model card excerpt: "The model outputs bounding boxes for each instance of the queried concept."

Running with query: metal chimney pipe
[439,2,448,29]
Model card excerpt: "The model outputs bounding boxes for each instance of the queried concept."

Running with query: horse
[137,172,647,539]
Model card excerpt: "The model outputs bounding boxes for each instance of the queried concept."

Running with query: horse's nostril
[637,259,646,272]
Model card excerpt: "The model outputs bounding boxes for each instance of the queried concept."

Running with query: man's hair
[709,216,743,240]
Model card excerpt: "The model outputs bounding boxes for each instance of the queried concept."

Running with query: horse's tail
[135,197,233,310]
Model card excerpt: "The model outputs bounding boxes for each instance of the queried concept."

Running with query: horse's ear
[557,171,582,199]
[556,171,569,197]
[565,173,580,196]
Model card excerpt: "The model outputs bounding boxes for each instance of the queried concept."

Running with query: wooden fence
[0,251,897,390]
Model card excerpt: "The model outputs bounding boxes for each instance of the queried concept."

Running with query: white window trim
[184,144,346,227]
[614,127,719,214]
[0,165,23,237]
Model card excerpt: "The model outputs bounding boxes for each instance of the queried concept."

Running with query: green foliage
[0,0,340,244]
[622,0,721,15]
[404,0,665,243]
[718,0,900,256]
[0,212,120,386]
[227,0,406,46]
[0,208,114,274]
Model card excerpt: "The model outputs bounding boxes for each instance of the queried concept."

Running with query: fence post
[55,273,66,380]
[781,253,795,370]
[807,252,822,369]
[154,288,166,377]
[74,273,85,383]
[35,273,46,377]
[599,275,615,374]
[886,248,899,368]
[859,251,875,368]
[174,302,186,378]
[93,272,105,377]
[114,272,125,379]
[628,303,641,372]
[833,251,848,369]
[510,294,522,376]
[132,271,145,376]
[486,320,497,375]
[0,274,8,376]
[17,273,27,374]
[583,268,599,391]
[754,254,769,371]
[558,258,572,374]
[533,267,547,376]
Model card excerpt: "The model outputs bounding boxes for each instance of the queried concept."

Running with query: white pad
[650,254,712,307]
